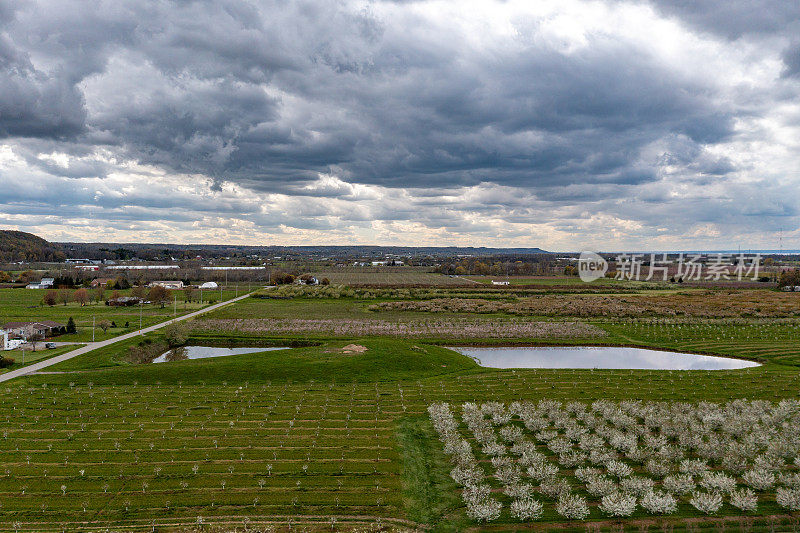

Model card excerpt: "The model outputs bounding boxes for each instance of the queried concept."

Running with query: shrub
[742,468,775,491]
[599,491,637,517]
[606,460,633,478]
[539,477,571,499]
[465,499,501,522]
[729,488,758,511]
[509,498,543,521]
[163,322,189,347]
[620,475,654,496]
[640,490,677,514]
[0,356,15,368]
[585,475,617,497]
[663,473,695,494]
[689,491,723,514]
[555,493,590,520]
[126,341,168,364]
[776,487,800,511]
[699,471,736,494]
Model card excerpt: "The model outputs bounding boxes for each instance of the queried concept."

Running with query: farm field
[310,271,472,286]
[0,284,799,531]
[0,287,245,343]
[0,345,83,374]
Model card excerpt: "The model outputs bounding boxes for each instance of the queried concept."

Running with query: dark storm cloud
[783,43,800,78]
[0,0,747,195]
[646,0,800,39]
[0,34,86,138]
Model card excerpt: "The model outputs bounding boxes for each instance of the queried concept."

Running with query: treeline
[0,230,65,263]
[434,256,559,276]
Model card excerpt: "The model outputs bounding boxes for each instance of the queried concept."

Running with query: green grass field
[0,287,245,342]
[0,286,799,531]
[0,344,83,373]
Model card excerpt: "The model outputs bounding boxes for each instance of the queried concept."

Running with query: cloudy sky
[1,0,799,250]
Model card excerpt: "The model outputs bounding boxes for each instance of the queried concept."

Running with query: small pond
[448,346,760,370]
[152,346,289,364]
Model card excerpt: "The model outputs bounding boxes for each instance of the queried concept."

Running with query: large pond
[152,346,289,364]
[448,346,760,370]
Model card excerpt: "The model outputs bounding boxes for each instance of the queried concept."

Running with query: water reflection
[152,346,288,364]
[448,346,760,370]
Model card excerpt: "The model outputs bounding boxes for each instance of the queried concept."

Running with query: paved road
[0,289,263,383]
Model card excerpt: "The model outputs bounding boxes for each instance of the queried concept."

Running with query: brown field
[194,318,606,339]
[311,271,472,286]
[369,289,800,318]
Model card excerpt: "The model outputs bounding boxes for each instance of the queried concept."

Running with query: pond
[152,346,289,363]
[448,346,760,370]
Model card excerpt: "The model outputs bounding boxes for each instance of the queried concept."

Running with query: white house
[492,280,510,286]
[1,330,25,351]
[26,277,54,289]
[199,281,218,289]
[148,280,184,289]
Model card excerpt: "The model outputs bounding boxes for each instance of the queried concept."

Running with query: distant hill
[0,230,65,263]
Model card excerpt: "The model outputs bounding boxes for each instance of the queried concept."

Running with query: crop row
[430,400,800,523]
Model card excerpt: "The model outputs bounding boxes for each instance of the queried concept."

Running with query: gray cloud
[647,0,800,39]
[0,0,798,248]
[0,0,743,191]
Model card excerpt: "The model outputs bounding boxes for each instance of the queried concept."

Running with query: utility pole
[139,300,143,335]
[174,293,177,316]
[92,315,95,342]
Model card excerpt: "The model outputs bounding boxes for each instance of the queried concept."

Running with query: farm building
[148,280,184,289]
[26,277,54,289]
[492,280,510,285]
[1,330,25,350]
[107,296,143,306]
[199,281,218,289]
[1,320,66,338]
[90,278,113,287]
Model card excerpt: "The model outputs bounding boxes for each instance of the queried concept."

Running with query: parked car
[45,342,57,349]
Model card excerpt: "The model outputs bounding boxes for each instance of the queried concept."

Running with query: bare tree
[183,286,195,303]
[58,289,71,306]
[148,286,170,308]
[43,290,57,307]
[28,332,43,352]
[93,287,105,304]
[74,288,89,306]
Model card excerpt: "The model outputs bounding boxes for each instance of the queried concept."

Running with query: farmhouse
[26,277,54,289]
[148,280,184,289]
[90,278,113,288]
[1,320,66,338]
[0,330,25,350]
[107,296,143,306]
